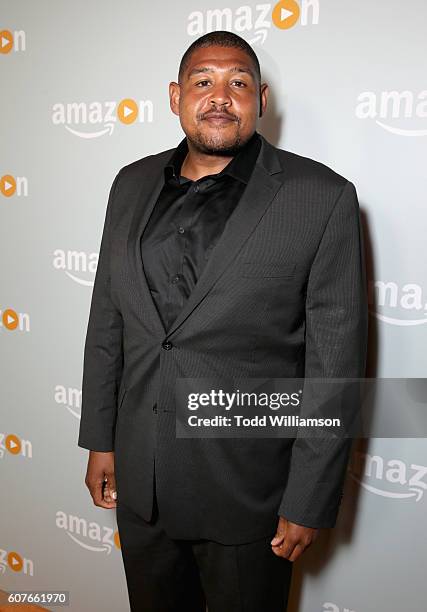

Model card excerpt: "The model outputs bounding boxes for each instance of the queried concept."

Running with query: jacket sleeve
[278,180,368,528]
[77,171,124,452]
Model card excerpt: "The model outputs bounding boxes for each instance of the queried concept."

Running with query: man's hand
[271,516,318,562]
[84,450,117,509]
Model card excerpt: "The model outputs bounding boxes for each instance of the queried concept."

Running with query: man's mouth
[203,113,236,124]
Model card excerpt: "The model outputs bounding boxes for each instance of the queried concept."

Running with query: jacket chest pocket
[240,262,296,278]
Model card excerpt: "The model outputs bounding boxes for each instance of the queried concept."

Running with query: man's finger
[88,476,116,509]
[272,537,299,560]
[90,477,108,505]
[271,533,285,546]
[103,472,117,503]
[271,517,287,546]
[275,537,294,559]
[288,543,305,562]
[103,486,117,507]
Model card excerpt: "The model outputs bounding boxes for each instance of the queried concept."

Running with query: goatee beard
[189,127,253,157]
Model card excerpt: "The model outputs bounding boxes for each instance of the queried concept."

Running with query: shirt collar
[164,130,261,186]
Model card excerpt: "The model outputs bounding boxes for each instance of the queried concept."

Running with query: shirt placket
[170,182,202,317]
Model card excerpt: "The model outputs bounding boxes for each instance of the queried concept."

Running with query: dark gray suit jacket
[78,133,368,544]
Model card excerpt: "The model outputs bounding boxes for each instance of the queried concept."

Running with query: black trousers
[116,488,293,612]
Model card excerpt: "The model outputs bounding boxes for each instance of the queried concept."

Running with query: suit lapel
[167,134,284,337]
[126,162,169,337]
[127,134,284,338]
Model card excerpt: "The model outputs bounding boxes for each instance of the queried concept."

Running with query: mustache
[199,109,239,121]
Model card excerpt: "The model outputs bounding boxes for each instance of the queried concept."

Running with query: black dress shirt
[140,131,262,332]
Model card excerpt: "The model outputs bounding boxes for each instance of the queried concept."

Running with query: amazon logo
[0,549,34,576]
[0,308,30,333]
[349,451,427,503]
[0,29,26,54]
[52,98,154,139]
[0,174,28,198]
[187,1,320,45]
[368,280,427,327]
[56,511,121,554]
[54,384,82,420]
[0,432,33,460]
[356,89,427,137]
[53,249,98,286]
[322,604,358,612]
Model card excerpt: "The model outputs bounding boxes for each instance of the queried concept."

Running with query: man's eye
[232,81,246,87]
[195,80,210,87]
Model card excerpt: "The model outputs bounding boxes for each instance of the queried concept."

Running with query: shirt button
[193,184,199,192]
[152,404,158,413]
[162,340,173,350]
[171,274,180,284]
[178,227,185,234]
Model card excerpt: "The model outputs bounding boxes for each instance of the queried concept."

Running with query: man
[78,30,368,612]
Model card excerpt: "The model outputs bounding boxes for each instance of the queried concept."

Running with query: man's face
[169,45,268,155]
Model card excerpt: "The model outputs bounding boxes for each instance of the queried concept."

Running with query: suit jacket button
[162,340,173,350]
[152,404,158,413]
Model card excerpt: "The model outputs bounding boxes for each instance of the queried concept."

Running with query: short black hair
[178,31,261,85]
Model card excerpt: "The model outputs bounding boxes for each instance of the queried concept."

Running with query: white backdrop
[1,1,426,611]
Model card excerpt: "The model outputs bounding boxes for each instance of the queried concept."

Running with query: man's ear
[259,83,269,118]
[169,82,180,116]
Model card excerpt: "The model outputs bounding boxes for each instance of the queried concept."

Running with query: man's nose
[209,83,232,107]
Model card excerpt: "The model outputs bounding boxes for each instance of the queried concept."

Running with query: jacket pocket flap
[241,262,296,278]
